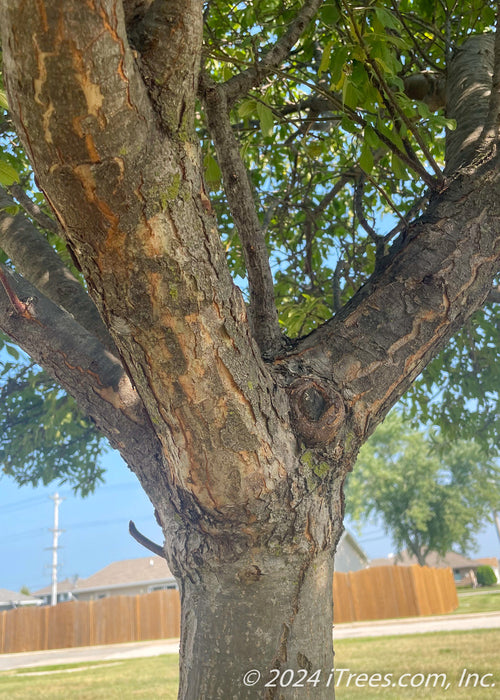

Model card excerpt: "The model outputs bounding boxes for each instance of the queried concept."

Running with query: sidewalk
[1,612,500,671]
[333,611,500,639]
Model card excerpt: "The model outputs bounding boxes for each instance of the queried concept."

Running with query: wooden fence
[0,589,181,654]
[333,565,458,623]
[1,565,457,654]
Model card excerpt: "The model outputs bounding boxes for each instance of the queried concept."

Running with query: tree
[345,412,500,566]
[476,565,498,586]
[0,1,499,697]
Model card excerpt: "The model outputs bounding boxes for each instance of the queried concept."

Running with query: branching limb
[341,0,444,184]
[127,0,204,135]
[6,183,59,235]
[201,75,283,357]
[479,4,500,145]
[129,520,166,559]
[0,187,116,354]
[487,286,500,304]
[223,0,325,106]
[353,178,386,270]
[0,264,156,468]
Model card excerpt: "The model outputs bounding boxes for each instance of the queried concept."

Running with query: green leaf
[359,143,374,174]
[391,152,407,180]
[5,344,20,360]
[203,153,221,186]
[319,2,340,26]
[0,158,20,186]
[364,125,379,149]
[0,89,8,111]
[319,41,332,78]
[329,46,350,87]
[256,102,274,138]
[374,7,402,31]
[238,98,257,118]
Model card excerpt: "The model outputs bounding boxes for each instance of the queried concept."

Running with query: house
[33,532,367,604]
[34,556,177,604]
[335,531,369,572]
[370,550,486,586]
[0,588,42,611]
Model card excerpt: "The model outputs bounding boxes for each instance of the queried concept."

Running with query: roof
[338,531,369,565]
[34,556,174,596]
[0,588,42,605]
[476,557,499,568]
[369,550,483,570]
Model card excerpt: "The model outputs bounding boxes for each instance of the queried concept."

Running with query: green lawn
[335,629,499,698]
[0,656,179,699]
[453,590,500,615]
[0,629,498,699]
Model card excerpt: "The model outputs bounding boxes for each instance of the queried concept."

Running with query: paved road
[1,612,499,672]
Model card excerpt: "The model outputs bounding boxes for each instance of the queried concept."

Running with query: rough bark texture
[0,2,499,698]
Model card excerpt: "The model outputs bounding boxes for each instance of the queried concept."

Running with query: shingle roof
[476,557,499,568]
[33,556,174,595]
[0,588,41,605]
[370,550,483,569]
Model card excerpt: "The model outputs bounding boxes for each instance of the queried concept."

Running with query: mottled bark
[0,187,116,352]
[1,2,499,698]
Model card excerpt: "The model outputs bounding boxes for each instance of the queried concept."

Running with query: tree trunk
[1,3,499,699]
[178,550,335,699]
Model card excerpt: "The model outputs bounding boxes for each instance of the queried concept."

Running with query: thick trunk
[1,4,499,699]
[178,549,335,699]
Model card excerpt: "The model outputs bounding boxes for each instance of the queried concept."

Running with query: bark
[0,186,116,352]
[179,550,334,699]
[1,3,499,699]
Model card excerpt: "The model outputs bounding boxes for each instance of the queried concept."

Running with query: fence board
[333,565,457,623]
[1,565,458,653]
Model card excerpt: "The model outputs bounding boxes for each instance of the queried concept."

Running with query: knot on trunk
[288,379,345,446]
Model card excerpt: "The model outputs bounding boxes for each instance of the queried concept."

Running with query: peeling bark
[1,3,500,698]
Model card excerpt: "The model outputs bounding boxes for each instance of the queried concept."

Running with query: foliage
[344,412,500,563]
[0,0,499,492]
[476,565,498,587]
[0,339,106,496]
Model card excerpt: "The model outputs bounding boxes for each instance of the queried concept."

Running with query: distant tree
[19,585,31,596]
[345,412,500,566]
[477,565,498,586]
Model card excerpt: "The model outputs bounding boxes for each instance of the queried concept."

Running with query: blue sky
[1,447,499,594]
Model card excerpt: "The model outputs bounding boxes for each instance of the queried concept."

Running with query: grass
[0,629,498,698]
[334,629,499,698]
[453,591,500,615]
[0,656,180,699]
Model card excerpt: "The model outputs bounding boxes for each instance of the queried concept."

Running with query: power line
[0,495,47,514]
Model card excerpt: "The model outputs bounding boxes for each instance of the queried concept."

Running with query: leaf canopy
[0,0,499,491]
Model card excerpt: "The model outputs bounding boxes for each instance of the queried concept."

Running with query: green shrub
[476,565,497,586]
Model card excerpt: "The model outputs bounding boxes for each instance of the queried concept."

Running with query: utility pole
[494,511,500,547]
[49,492,64,606]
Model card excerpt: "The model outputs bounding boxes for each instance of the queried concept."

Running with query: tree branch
[6,183,59,235]
[487,286,500,304]
[201,76,284,357]
[128,0,204,135]
[0,186,116,353]
[479,7,500,145]
[0,264,160,474]
[280,149,500,442]
[222,0,325,106]
[129,520,166,559]
[445,34,496,173]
